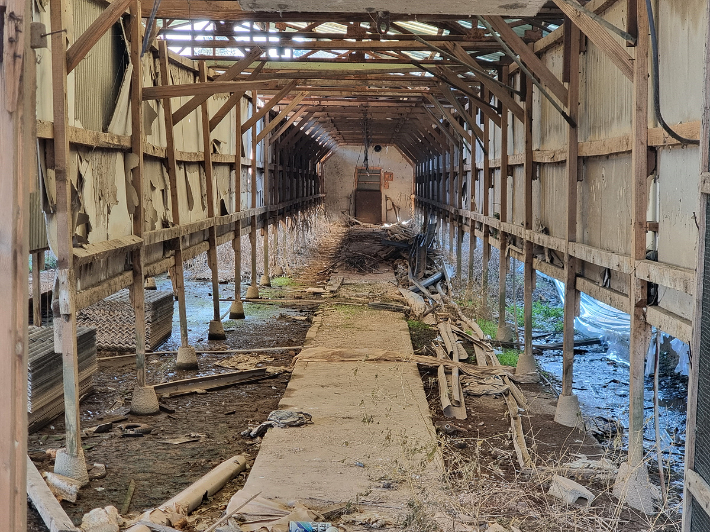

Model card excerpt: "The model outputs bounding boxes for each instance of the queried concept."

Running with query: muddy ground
[28,223,681,531]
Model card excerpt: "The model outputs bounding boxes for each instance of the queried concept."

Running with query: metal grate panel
[691,198,710,531]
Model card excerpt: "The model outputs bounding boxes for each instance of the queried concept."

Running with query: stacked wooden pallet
[77,289,174,352]
[28,326,97,433]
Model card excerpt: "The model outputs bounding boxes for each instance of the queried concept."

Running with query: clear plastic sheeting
[543,273,689,375]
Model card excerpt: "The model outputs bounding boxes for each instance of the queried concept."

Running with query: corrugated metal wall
[72,0,125,132]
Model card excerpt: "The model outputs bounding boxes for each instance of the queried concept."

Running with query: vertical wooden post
[230,97,245,319]
[516,73,538,377]
[260,113,271,287]
[158,41,196,369]
[612,0,654,513]
[0,0,30,524]
[246,91,260,299]
[128,0,160,414]
[555,23,583,426]
[456,143,464,280]
[468,100,477,284]
[449,142,455,261]
[50,0,88,482]
[199,61,226,340]
[482,90,491,301]
[497,74,510,341]
[33,252,43,325]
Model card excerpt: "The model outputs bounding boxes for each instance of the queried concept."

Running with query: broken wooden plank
[26,456,79,532]
[153,368,267,396]
[121,479,136,515]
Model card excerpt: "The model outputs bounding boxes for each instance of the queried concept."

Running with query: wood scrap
[153,368,267,396]
[121,479,136,515]
[26,456,79,532]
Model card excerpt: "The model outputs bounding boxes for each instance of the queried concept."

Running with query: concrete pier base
[259,274,271,287]
[54,448,89,486]
[208,319,226,340]
[245,285,260,299]
[130,385,160,415]
[176,346,198,370]
[229,300,245,319]
[613,462,657,514]
[554,393,584,429]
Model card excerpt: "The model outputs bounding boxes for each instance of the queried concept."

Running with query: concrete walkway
[243,269,441,520]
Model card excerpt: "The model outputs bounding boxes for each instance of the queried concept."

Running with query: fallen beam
[153,369,267,396]
[26,456,79,532]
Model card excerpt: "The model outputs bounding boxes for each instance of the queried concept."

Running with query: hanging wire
[645,0,699,145]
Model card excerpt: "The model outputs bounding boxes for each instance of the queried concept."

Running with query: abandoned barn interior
[3,0,710,530]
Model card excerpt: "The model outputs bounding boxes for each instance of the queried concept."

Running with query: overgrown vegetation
[407,319,430,331]
[476,318,497,338]
[270,276,296,287]
[496,349,520,366]
[506,301,563,332]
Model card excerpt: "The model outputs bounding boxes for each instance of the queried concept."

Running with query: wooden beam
[172,47,263,125]
[0,0,30,526]
[241,80,298,134]
[449,43,525,122]
[257,91,308,144]
[129,0,149,392]
[485,16,568,104]
[552,0,634,81]
[143,79,279,100]
[208,62,266,132]
[50,0,85,476]
[438,84,485,141]
[66,0,131,73]
[268,105,307,144]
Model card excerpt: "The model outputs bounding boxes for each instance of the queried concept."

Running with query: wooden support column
[516,74,538,377]
[468,100,477,284]
[128,0,160,414]
[246,91,260,299]
[449,142,455,261]
[554,23,583,427]
[50,0,88,482]
[158,41,196,369]
[456,142,464,280]
[199,61,226,340]
[260,113,271,287]
[482,90,491,301]
[229,97,245,319]
[612,1,654,513]
[33,252,43,325]
[497,73,510,341]
[0,0,30,525]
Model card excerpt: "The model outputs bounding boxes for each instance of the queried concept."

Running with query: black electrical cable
[645,0,699,145]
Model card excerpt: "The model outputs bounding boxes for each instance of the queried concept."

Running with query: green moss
[497,349,520,367]
[407,319,430,331]
[477,318,497,339]
[270,276,296,287]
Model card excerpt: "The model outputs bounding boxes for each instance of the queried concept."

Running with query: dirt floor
[27,222,681,531]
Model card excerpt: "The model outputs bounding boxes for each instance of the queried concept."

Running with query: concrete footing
[130,385,160,415]
[208,319,226,340]
[229,300,245,319]
[54,448,89,486]
[613,462,658,514]
[515,352,538,379]
[176,346,198,370]
[273,265,285,277]
[260,274,271,287]
[144,277,157,290]
[246,285,260,299]
[554,393,585,429]
[496,324,515,342]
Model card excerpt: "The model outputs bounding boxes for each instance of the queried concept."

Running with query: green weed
[270,276,295,287]
[505,301,563,332]
[407,319,430,331]
[476,318,497,338]
[497,349,520,366]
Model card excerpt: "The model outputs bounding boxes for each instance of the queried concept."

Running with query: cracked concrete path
[242,271,441,521]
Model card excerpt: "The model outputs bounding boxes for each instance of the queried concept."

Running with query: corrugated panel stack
[28,326,97,433]
[76,289,174,352]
